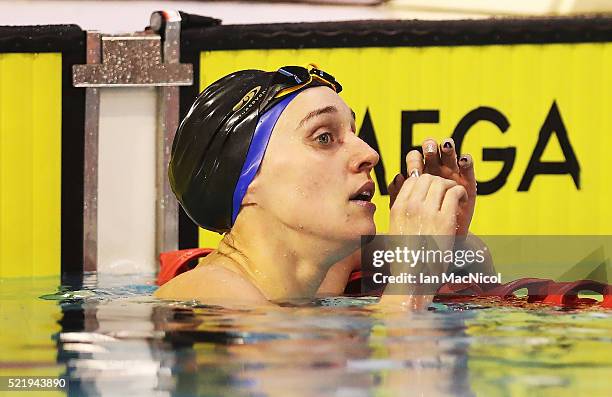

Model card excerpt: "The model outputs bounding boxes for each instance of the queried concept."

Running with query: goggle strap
[273,75,338,100]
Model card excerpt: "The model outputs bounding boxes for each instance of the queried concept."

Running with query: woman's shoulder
[153,262,268,304]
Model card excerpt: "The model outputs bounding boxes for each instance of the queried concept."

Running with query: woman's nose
[349,134,380,173]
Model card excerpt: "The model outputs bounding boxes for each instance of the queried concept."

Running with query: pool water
[0,273,611,396]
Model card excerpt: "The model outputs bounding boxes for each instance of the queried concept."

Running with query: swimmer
[154,65,477,309]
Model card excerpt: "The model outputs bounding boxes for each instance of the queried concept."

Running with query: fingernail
[443,141,452,149]
[459,156,469,163]
[426,143,436,153]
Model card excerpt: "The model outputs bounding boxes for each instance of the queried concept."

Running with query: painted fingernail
[425,143,436,153]
[459,156,469,163]
[443,141,452,149]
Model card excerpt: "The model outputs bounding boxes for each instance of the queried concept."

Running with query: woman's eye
[316,132,333,145]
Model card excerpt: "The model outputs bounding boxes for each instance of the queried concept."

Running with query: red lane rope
[157,248,213,286]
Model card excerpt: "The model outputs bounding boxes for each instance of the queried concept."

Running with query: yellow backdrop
[198,44,612,248]
[0,53,62,278]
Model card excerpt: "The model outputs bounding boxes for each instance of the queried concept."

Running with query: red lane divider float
[157,248,213,286]
[541,280,612,307]
[159,250,611,308]
[435,277,611,308]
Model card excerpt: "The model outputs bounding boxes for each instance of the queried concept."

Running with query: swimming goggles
[268,65,342,103]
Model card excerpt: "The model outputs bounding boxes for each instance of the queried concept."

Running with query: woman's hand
[388,138,477,236]
[381,157,467,310]
[388,155,468,238]
[388,159,467,267]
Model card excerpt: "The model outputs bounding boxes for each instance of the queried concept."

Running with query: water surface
[1,273,610,396]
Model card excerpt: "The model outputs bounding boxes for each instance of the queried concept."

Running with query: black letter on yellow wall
[401,110,439,177]
[453,107,515,195]
[359,109,388,195]
[518,101,580,191]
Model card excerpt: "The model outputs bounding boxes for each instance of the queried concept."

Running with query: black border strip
[0,25,86,274]
[178,38,201,249]
[182,15,612,51]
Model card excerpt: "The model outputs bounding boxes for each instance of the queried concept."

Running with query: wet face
[245,86,379,243]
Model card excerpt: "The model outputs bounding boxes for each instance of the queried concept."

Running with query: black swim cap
[170,66,342,233]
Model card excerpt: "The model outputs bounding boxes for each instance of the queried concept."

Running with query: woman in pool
[155,65,478,308]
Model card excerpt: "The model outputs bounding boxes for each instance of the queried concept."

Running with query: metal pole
[82,32,101,272]
[156,11,182,255]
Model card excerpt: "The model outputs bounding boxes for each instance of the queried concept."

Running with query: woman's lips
[349,181,375,201]
[350,199,376,212]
